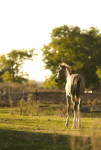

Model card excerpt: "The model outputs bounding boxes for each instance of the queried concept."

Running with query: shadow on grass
[0,129,101,150]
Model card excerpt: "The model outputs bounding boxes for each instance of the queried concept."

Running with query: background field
[0,84,101,150]
[0,107,101,150]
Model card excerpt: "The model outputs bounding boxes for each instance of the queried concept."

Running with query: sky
[0,0,101,81]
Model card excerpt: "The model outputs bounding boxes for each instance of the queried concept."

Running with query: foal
[55,63,85,128]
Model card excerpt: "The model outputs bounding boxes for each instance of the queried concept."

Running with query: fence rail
[0,90,101,102]
[0,91,101,112]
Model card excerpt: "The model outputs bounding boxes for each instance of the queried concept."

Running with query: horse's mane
[60,63,72,75]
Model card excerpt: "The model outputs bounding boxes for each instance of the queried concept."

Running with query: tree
[43,75,56,89]
[42,25,101,89]
[0,48,36,83]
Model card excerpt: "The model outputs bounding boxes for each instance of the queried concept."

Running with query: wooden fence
[0,90,101,112]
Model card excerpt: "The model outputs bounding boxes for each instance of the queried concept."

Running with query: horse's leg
[77,98,81,128]
[72,101,78,128]
[65,96,70,126]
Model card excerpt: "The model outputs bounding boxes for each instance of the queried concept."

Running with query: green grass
[0,108,101,150]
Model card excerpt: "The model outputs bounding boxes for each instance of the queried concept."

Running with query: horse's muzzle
[54,77,59,83]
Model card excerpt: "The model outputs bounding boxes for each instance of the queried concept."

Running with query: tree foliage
[42,25,101,89]
[0,48,36,83]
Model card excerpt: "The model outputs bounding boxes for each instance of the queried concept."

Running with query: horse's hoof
[72,125,76,129]
[78,125,81,128]
[65,123,68,126]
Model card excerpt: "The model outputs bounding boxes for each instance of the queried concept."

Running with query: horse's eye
[59,70,62,73]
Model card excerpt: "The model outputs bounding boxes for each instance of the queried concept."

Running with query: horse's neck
[66,74,71,86]
[66,72,72,80]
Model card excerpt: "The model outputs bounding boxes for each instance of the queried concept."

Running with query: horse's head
[55,64,67,83]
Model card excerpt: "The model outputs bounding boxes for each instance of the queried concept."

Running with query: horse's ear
[60,62,66,68]
[59,62,66,68]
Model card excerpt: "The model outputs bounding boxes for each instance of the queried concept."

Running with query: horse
[55,63,85,128]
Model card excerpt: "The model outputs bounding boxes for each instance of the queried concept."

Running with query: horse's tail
[76,76,81,98]
[74,76,81,99]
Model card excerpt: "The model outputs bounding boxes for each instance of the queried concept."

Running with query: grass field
[0,108,101,150]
